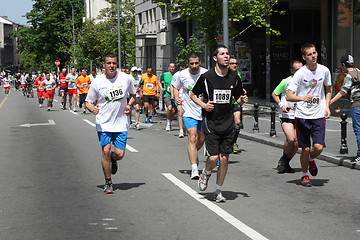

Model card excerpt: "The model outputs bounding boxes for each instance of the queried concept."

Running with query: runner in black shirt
[191,45,248,202]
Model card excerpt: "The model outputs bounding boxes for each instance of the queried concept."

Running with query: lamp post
[117,0,122,68]
[69,0,76,65]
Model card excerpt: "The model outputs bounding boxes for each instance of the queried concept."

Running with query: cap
[340,54,354,64]
[131,66,137,72]
[137,68,142,72]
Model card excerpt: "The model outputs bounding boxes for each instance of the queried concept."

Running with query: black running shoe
[111,156,118,175]
[309,160,318,176]
[284,162,295,173]
[301,175,312,187]
[276,157,286,174]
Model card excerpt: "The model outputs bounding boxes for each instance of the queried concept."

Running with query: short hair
[290,60,302,70]
[188,52,200,61]
[146,66,152,70]
[212,45,228,57]
[104,53,117,62]
[229,55,237,60]
[169,62,176,66]
[178,62,187,68]
[301,43,316,56]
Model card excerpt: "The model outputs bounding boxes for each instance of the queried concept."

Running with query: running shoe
[190,169,199,180]
[214,190,226,203]
[179,131,184,138]
[47,108,50,111]
[39,104,42,108]
[308,160,318,176]
[233,143,240,154]
[145,116,149,123]
[83,109,86,114]
[135,122,141,130]
[152,109,157,117]
[50,102,53,108]
[103,183,114,194]
[165,124,172,131]
[198,169,211,191]
[351,156,360,164]
[301,175,312,187]
[276,157,286,174]
[111,156,118,175]
[149,117,153,123]
[73,108,76,112]
[284,161,295,173]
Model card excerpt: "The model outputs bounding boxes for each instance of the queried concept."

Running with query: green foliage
[174,34,203,65]
[13,0,84,72]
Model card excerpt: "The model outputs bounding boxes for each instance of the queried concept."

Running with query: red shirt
[59,73,68,88]
[34,78,45,91]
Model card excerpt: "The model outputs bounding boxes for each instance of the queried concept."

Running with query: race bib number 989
[213,89,231,104]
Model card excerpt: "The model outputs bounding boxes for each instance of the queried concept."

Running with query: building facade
[84,0,111,22]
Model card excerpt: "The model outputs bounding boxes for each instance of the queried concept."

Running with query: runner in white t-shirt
[85,53,136,194]
[130,67,142,130]
[286,43,332,187]
[172,52,208,180]
[66,67,78,111]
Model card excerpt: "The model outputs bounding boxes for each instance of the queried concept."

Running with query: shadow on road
[286,178,329,187]
[96,182,145,191]
[199,190,250,201]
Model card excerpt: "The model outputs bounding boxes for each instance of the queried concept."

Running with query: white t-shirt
[172,67,208,120]
[288,64,332,119]
[130,74,142,98]
[66,73,78,89]
[21,75,26,84]
[3,77,10,87]
[85,71,136,132]
[171,70,183,98]
[42,79,57,90]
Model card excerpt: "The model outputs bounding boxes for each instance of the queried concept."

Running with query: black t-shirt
[192,68,244,135]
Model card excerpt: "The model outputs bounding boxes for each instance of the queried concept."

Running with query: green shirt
[160,72,174,97]
[274,75,292,96]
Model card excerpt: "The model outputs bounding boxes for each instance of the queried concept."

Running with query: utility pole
[223,0,229,48]
[117,0,122,68]
[69,0,76,65]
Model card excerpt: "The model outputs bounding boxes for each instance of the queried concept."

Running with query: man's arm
[286,90,313,103]
[190,92,214,112]
[324,85,333,119]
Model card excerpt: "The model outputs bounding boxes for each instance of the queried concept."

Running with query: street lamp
[69,0,76,65]
[117,0,122,68]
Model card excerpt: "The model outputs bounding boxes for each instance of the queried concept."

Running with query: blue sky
[0,0,33,25]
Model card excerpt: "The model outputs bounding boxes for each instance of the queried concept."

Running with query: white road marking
[126,144,138,152]
[105,227,118,230]
[103,218,115,221]
[20,119,55,127]
[88,223,98,226]
[162,173,269,240]
[54,99,58,102]
[83,119,96,127]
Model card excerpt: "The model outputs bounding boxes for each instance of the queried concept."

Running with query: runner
[42,73,57,111]
[141,67,163,123]
[76,69,92,113]
[3,74,11,94]
[85,53,136,194]
[59,68,68,109]
[160,62,176,131]
[21,72,27,95]
[66,67,78,111]
[34,73,46,107]
[130,66,142,130]
[271,60,303,173]
[172,52,208,180]
[171,62,187,137]
[286,43,332,187]
[190,45,247,202]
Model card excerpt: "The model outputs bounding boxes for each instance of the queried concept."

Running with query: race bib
[82,82,88,87]
[307,96,320,107]
[213,89,231,104]
[38,87,44,91]
[146,83,154,89]
[46,85,53,90]
[61,79,65,83]
[105,86,125,102]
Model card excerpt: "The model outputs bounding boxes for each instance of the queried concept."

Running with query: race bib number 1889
[213,89,231,104]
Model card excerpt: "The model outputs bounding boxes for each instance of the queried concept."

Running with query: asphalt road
[0,88,359,240]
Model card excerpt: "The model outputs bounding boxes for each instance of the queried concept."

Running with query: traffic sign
[55,60,60,66]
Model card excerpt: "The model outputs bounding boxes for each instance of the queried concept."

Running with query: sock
[233,127,240,144]
[283,153,290,163]
[179,129,184,134]
[191,164,198,171]
[204,168,212,175]
[105,178,112,184]
[309,154,314,162]
[215,184,222,192]
[167,119,171,125]
[302,172,309,177]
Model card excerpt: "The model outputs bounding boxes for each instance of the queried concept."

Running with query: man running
[190,45,247,202]
[59,68,68,109]
[3,74,11,94]
[130,66,142,130]
[42,73,57,111]
[66,67,78,111]
[34,73,46,107]
[76,69,92,113]
[286,43,332,187]
[160,62,176,131]
[271,60,303,173]
[141,67,163,123]
[172,52,208,180]
[85,53,136,194]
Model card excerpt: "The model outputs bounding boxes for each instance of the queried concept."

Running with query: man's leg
[352,106,360,158]
[187,127,203,179]
[277,122,297,173]
[73,94,77,111]
[101,143,112,180]
[177,105,185,137]
[233,111,241,153]
[216,153,229,187]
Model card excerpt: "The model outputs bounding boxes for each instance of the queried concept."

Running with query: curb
[239,131,360,171]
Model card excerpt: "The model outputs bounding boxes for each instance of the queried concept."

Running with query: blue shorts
[295,118,326,148]
[97,132,128,150]
[183,117,203,131]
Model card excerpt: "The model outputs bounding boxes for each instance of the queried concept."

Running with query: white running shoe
[39,104,42,108]
[165,124,172,131]
[73,108,77,112]
[214,190,226,203]
[198,169,211,191]
[190,169,200,180]
[179,131,184,138]
[135,123,141,130]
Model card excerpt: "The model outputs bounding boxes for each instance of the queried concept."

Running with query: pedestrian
[286,43,332,187]
[160,62,176,131]
[190,45,247,202]
[85,53,136,194]
[330,54,360,164]
[76,69,92,113]
[172,52,208,180]
[271,60,303,173]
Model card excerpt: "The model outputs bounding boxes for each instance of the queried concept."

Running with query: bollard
[270,104,276,137]
[253,103,259,132]
[340,113,348,154]
[240,106,244,129]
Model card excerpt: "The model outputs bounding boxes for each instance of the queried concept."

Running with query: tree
[174,34,203,65]
[12,0,84,72]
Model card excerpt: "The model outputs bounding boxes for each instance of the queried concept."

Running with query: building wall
[84,0,111,21]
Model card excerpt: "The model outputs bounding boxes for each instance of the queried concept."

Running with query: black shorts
[143,95,156,104]
[205,131,234,156]
[135,97,141,105]
[79,93,87,103]
[280,118,295,125]
[232,102,242,112]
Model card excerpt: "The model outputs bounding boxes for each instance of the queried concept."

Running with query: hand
[204,101,214,112]
[176,98,183,105]
[125,104,131,116]
[303,95,313,103]
[92,105,100,115]
[281,105,290,113]
[239,95,248,105]
[325,107,331,119]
